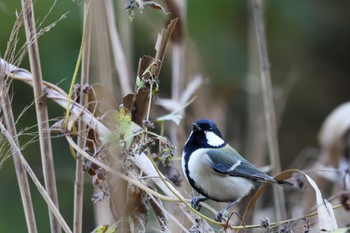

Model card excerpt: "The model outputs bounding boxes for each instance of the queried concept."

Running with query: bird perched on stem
[181,119,292,222]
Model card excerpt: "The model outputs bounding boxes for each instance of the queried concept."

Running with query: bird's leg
[190,196,208,211]
[215,199,239,222]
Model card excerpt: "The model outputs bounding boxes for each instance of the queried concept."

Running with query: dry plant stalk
[2,6,344,229]
[73,1,92,233]
[20,0,60,232]
[252,0,286,220]
[2,57,185,231]
[4,1,332,231]
[104,0,132,96]
[0,122,72,233]
[0,72,38,233]
[1,24,197,227]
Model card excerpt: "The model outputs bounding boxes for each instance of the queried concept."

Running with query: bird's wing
[207,145,276,183]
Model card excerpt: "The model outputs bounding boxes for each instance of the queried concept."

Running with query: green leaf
[91,224,118,233]
[136,76,143,92]
[115,108,138,150]
[91,225,108,233]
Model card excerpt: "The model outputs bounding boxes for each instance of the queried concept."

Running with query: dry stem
[20,0,60,232]
[104,0,132,96]
[0,123,72,233]
[0,76,37,233]
[2,59,183,200]
[73,1,92,233]
[252,0,286,220]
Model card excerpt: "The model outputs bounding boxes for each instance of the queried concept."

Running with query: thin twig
[73,1,92,233]
[252,0,286,220]
[20,0,60,232]
[0,123,72,233]
[0,77,38,233]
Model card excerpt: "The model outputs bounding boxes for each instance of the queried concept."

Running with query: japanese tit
[181,119,292,222]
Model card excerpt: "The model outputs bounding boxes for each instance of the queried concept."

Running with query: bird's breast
[185,149,255,202]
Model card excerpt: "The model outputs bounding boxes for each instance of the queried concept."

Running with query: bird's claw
[190,196,207,211]
[215,212,223,222]
[215,210,230,222]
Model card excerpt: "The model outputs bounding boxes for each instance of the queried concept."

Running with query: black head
[184,119,226,153]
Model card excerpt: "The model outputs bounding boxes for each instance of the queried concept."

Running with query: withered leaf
[122,93,134,112]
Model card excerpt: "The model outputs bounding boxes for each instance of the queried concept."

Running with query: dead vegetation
[0,0,349,232]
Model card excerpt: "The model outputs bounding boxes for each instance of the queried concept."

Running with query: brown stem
[0,78,38,233]
[73,2,92,233]
[0,122,72,233]
[252,0,287,220]
[20,0,60,232]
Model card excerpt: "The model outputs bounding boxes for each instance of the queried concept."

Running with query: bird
[181,119,292,222]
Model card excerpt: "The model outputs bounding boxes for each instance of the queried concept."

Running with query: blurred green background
[1,0,350,232]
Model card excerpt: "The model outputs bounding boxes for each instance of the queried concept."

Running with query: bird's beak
[192,123,202,132]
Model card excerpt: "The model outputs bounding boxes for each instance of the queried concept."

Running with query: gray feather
[207,145,277,183]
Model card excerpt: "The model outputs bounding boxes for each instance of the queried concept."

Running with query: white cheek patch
[205,131,225,147]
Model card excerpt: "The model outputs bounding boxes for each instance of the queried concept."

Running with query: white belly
[182,149,255,202]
